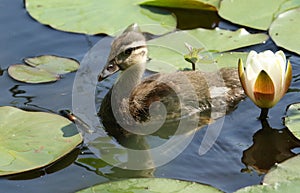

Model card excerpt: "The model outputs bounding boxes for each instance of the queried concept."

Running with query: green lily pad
[274,0,300,17]
[263,154,300,185]
[236,154,300,192]
[284,103,300,139]
[8,64,59,83]
[76,178,222,193]
[269,8,300,55]
[24,55,79,74]
[211,52,248,69]
[146,27,264,72]
[235,179,300,193]
[25,0,176,36]
[218,0,286,30]
[8,55,79,83]
[0,106,82,176]
[140,0,219,11]
[187,28,268,52]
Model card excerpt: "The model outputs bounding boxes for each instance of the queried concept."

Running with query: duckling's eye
[106,64,115,72]
[124,48,134,55]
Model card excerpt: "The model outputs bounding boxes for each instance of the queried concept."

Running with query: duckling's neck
[116,63,146,91]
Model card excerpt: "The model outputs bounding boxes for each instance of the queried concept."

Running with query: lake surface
[0,1,299,193]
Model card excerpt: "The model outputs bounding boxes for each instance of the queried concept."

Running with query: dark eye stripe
[123,45,146,56]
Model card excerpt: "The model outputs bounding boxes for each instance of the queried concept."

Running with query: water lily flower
[238,50,292,109]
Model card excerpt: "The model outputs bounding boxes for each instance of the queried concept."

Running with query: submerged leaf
[0,106,82,176]
[76,178,222,193]
[270,8,300,55]
[8,64,59,83]
[25,0,176,35]
[24,55,79,74]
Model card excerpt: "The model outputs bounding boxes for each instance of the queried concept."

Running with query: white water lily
[238,50,292,109]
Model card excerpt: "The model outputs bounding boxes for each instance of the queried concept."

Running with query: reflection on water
[9,85,35,105]
[242,119,300,174]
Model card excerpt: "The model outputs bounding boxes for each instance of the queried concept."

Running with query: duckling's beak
[98,62,120,81]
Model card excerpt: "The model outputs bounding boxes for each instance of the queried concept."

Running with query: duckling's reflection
[242,119,300,174]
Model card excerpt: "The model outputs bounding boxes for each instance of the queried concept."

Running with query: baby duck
[98,24,245,137]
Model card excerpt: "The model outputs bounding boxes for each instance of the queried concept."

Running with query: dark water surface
[0,1,300,193]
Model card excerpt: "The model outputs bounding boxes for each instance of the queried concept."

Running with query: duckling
[98,24,245,138]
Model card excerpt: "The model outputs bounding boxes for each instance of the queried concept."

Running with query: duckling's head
[98,23,148,81]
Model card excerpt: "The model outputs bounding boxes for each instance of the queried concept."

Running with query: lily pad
[284,103,300,139]
[263,154,300,185]
[236,154,300,192]
[146,27,265,72]
[8,55,79,83]
[187,28,268,52]
[235,179,300,193]
[8,64,59,83]
[76,178,222,193]
[24,55,79,74]
[218,0,286,30]
[140,0,219,11]
[269,8,300,55]
[25,0,176,36]
[0,106,82,176]
[274,0,300,17]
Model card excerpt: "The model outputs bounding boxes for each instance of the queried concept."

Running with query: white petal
[275,50,287,88]
[257,50,276,73]
[245,51,261,81]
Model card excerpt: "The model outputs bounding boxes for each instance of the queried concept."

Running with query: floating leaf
[212,52,248,69]
[140,0,219,11]
[218,0,286,30]
[8,64,59,83]
[25,0,176,36]
[270,8,300,55]
[8,55,79,83]
[146,27,264,72]
[0,106,82,176]
[274,0,300,17]
[76,178,222,193]
[235,179,300,193]
[187,28,268,52]
[236,154,300,192]
[263,154,300,185]
[284,103,300,139]
[24,55,79,74]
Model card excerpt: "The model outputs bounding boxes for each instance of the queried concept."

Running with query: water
[0,1,300,192]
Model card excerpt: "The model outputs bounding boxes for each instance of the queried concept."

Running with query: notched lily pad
[8,55,79,83]
[24,55,79,74]
[25,0,176,36]
[147,27,264,72]
[218,0,286,30]
[8,64,59,83]
[0,106,82,176]
[76,178,222,193]
[284,103,300,139]
[270,8,300,55]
